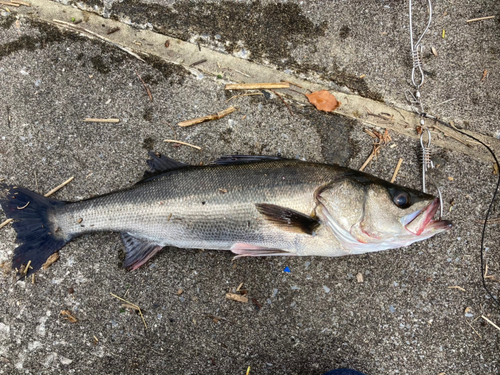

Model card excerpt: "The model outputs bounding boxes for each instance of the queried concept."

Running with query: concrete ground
[0,0,499,374]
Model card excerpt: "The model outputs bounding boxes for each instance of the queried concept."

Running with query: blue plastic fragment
[283,266,291,273]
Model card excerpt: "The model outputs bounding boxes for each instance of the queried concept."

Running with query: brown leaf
[305,90,341,112]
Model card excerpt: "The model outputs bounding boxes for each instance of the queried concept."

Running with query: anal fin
[230,243,295,259]
[121,232,163,271]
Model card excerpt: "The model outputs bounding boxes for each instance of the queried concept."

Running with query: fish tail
[0,185,69,277]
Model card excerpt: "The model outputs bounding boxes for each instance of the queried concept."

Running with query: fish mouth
[404,198,452,236]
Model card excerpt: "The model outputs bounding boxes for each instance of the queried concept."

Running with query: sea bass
[0,154,451,276]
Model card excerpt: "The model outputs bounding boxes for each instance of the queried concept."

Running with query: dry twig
[178,107,236,127]
[44,177,74,197]
[0,219,13,229]
[390,158,403,183]
[110,293,147,329]
[466,16,495,23]
[189,59,207,67]
[270,90,294,116]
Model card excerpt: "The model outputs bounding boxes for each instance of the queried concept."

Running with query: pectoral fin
[255,203,320,235]
[121,232,163,271]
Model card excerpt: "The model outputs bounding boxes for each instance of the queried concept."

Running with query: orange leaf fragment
[306,90,341,112]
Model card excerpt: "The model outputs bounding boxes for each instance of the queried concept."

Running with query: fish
[0,153,451,276]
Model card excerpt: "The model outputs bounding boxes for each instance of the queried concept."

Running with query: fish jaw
[403,198,452,236]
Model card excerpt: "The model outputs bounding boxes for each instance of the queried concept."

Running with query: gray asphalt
[0,1,499,374]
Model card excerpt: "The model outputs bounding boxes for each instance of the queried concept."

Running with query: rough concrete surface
[0,1,499,374]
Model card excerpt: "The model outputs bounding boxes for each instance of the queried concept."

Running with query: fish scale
[55,160,333,251]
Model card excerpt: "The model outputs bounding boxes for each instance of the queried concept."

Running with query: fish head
[317,173,451,253]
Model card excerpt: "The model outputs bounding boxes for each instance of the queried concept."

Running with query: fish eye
[393,191,411,208]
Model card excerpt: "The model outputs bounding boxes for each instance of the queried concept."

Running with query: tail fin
[0,185,68,277]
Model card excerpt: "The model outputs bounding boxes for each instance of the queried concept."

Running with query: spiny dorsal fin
[255,203,320,235]
[214,155,283,165]
[142,152,187,180]
[147,151,186,172]
[121,232,163,271]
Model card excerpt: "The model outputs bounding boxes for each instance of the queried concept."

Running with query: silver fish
[0,154,451,276]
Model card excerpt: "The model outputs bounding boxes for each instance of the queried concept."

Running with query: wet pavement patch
[0,13,16,29]
[111,1,327,61]
[142,55,189,85]
[304,108,359,165]
[0,19,70,60]
[91,55,111,74]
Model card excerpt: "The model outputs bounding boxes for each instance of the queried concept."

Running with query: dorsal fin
[213,155,283,165]
[255,203,320,235]
[142,152,187,180]
[147,151,186,172]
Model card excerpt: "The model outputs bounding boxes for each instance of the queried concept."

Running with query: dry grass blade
[481,315,500,332]
[164,140,201,150]
[134,70,153,101]
[110,293,147,329]
[464,319,481,339]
